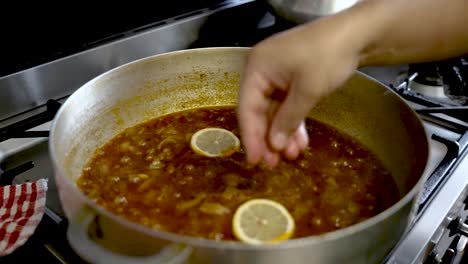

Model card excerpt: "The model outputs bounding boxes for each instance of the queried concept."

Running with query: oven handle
[66,207,192,264]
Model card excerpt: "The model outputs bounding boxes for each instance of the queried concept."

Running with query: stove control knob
[424,251,441,264]
[448,217,462,237]
[462,251,468,264]
[459,219,468,237]
[453,236,468,264]
[441,235,460,263]
[463,195,468,210]
[441,249,456,263]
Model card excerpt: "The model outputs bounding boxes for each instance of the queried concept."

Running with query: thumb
[269,82,320,151]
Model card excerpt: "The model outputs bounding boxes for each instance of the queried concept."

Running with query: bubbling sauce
[77,106,399,241]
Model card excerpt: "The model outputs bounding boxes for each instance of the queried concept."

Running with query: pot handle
[67,208,192,264]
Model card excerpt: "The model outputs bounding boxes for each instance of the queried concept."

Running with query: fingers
[238,61,314,166]
[238,80,266,164]
[284,122,309,160]
[238,46,317,166]
[238,59,272,165]
[264,148,280,168]
[296,121,309,151]
[285,140,299,161]
[269,86,317,154]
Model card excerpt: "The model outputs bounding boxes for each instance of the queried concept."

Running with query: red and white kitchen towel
[0,179,48,256]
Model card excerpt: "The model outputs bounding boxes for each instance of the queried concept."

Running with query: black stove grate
[389,78,468,215]
[390,75,468,123]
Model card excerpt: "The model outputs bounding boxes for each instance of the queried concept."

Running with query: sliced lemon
[232,199,295,245]
[190,127,240,158]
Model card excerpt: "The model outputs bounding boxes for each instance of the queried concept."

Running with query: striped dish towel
[0,179,48,256]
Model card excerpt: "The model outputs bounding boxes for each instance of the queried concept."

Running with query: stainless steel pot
[49,47,430,264]
[266,0,362,23]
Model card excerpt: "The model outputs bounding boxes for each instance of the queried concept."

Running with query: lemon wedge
[232,199,295,245]
[190,127,240,158]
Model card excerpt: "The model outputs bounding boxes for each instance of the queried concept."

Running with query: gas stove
[1,1,468,263]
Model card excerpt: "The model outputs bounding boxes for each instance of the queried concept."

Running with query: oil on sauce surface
[77,106,400,241]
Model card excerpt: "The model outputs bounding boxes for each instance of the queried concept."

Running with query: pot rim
[49,47,431,250]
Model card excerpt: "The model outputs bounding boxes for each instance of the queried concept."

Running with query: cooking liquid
[77,106,400,241]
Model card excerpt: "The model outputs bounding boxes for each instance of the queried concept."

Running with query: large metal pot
[266,0,362,23]
[49,47,430,264]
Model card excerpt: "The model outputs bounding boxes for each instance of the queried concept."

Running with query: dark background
[0,1,223,78]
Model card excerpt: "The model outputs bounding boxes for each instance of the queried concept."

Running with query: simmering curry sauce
[77,106,400,241]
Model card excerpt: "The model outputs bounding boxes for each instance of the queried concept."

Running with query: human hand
[238,15,365,167]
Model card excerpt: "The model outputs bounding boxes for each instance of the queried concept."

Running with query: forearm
[349,0,468,67]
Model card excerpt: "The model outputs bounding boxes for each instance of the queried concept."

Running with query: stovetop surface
[1,1,468,263]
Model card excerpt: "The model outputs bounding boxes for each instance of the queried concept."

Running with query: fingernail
[264,151,279,169]
[272,133,287,150]
[286,143,299,161]
[246,152,260,165]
